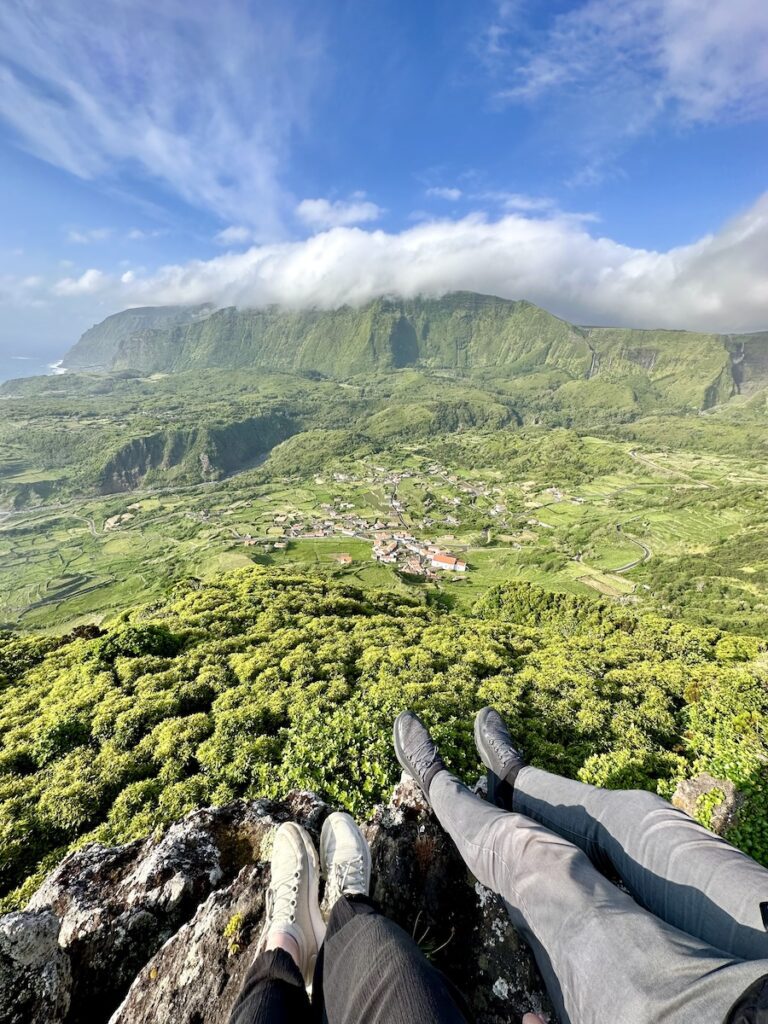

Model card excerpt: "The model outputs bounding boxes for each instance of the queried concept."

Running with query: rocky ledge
[0,777,553,1024]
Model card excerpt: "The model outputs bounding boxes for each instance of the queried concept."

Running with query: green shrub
[0,568,765,906]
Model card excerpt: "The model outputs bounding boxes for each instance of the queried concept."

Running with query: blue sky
[1,0,767,360]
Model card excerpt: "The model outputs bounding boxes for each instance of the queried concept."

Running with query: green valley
[2,291,768,637]
[1,291,768,910]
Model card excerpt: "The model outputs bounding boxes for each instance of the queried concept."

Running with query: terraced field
[3,431,767,632]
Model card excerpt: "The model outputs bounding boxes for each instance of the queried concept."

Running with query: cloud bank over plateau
[70,194,768,335]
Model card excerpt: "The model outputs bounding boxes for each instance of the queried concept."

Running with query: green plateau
[64,291,768,411]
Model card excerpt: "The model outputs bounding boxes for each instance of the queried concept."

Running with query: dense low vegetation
[1,568,765,911]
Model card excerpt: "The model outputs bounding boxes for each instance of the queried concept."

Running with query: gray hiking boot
[320,812,371,913]
[256,822,326,987]
[393,710,447,800]
[474,707,525,792]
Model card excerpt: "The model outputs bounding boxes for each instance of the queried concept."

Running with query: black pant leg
[229,948,312,1024]
[313,895,472,1024]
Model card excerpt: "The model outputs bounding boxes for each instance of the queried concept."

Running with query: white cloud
[53,269,108,296]
[295,195,383,229]
[0,273,46,307]
[62,192,767,334]
[67,228,112,244]
[426,187,463,201]
[127,228,165,241]
[0,1,324,237]
[214,225,254,246]
[494,0,768,127]
[480,192,558,213]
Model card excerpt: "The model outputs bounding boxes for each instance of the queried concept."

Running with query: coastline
[0,354,66,384]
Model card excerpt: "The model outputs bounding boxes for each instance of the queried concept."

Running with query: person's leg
[316,895,471,1024]
[512,765,768,961]
[228,949,311,1024]
[314,811,471,1024]
[475,708,768,962]
[476,705,768,961]
[227,821,324,1024]
[430,769,768,1024]
[395,712,768,1024]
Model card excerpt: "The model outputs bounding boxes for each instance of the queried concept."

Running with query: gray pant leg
[430,771,768,1024]
[514,766,768,961]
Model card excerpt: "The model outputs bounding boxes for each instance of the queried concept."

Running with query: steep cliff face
[64,307,214,372]
[96,413,298,493]
[0,782,554,1024]
[725,332,768,395]
[61,293,768,410]
[77,294,587,379]
[59,295,578,378]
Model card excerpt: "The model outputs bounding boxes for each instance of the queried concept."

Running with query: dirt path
[629,449,711,488]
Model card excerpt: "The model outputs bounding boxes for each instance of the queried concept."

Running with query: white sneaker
[256,822,326,986]
[320,812,372,911]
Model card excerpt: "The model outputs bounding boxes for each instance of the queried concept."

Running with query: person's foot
[393,710,447,800]
[320,811,371,912]
[257,822,326,986]
[474,707,525,805]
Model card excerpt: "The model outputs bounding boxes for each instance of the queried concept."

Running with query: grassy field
[1,425,767,633]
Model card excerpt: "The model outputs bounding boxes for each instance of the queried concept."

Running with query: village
[234,461,486,576]
[371,530,466,575]
[99,457,598,585]
[238,498,469,577]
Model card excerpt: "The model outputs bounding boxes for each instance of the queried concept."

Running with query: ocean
[0,354,66,384]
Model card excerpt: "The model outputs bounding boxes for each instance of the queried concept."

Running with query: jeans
[429,766,768,1024]
[228,894,471,1024]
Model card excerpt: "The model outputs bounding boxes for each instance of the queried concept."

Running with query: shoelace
[485,724,519,770]
[327,854,365,904]
[411,735,439,775]
[265,867,302,927]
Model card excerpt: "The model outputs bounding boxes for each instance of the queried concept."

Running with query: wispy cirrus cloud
[426,187,463,201]
[478,192,558,214]
[0,0,324,238]
[127,228,166,242]
[49,192,768,335]
[295,194,383,229]
[66,228,113,245]
[484,0,768,173]
[0,273,45,307]
[214,226,255,247]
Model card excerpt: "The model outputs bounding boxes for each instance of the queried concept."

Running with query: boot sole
[473,709,498,775]
[393,722,422,791]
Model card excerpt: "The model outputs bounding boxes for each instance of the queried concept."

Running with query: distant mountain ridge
[63,292,768,409]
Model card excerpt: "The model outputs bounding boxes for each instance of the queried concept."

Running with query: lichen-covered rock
[1,785,552,1024]
[109,863,268,1024]
[109,793,328,1024]
[672,772,744,835]
[0,910,71,1024]
[26,793,326,1024]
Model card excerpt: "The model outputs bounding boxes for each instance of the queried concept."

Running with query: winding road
[613,536,652,574]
